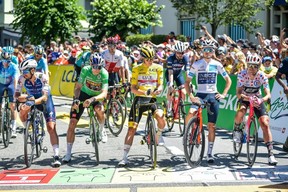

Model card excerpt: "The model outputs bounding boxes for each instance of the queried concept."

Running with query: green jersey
[78,66,109,96]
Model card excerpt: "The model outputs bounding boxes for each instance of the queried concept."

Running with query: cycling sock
[266,141,274,156]
[123,144,131,160]
[99,123,104,132]
[11,120,16,131]
[207,142,214,156]
[66,143,73,156]
[53,144,59,157]
[234,123,241,131]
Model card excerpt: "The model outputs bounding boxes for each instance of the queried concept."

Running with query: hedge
[126,34,187,47]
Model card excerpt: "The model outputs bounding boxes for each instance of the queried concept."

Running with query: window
[85,0,93,10]
[180,20,195,40]
[140,26,152,34]
[229,24,246,41]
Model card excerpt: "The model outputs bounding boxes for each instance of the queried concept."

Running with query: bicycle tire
[247,117,258,167]
[36,112,45,158]
[117,95,127,119]
[24,121,35,167]
[183,117,205,167]
[178,100,186,136]
[1,105,11,148]
[106,99,124,136]
[148,116,157,169]
[233,123,244,158]
[91,117,99,165]
[163,100,174,131]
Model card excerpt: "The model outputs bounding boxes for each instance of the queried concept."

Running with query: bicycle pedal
[85,138,91,144]
[42,146,48,153]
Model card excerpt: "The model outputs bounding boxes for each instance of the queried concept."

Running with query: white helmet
[173,42,187,52]
[246,54,261,65]
[19,59,37,71]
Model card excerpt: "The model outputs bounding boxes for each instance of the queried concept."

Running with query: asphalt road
[0,96,287,191]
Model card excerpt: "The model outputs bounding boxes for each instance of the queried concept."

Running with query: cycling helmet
[90,53,105,66]
[173,42,187,52]
[2,46,14,54]
[217,46,227,55]
[106,37,118,45]
[81,45,90,51]
[19,59,38,71]
[34,45,44,55]
[1,51,12,60]
[246,54,261,65]
[202,39,217,48]
[91,44,99,51]
[140,46,155,58]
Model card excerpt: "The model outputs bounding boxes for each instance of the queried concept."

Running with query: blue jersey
[167,53,190,75]
[28,56,49,74]
[0,61,19,85]
[16,72,50,99]
[75,51,91,67]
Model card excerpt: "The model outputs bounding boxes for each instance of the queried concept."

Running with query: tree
[12,0,85,44]
[88,0,164,41]
[169,0,274,37]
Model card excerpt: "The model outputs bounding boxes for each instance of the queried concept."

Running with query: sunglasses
[248,64,259,69]
[2,60,10,64]
[92,65,102,70]
[22,69,31,75]
[144,58,153,61]
[203,47,214,53]
[176,52,184,55]
[35,54,42,57]
[108,45,116,48]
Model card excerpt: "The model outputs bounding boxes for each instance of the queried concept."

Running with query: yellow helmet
[140,46,155,58]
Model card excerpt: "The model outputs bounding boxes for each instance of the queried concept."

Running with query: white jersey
[101,49,124,73]
[237,69,269,97]
[187,58,228,93]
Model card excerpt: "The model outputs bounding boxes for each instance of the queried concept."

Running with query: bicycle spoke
[91,118,99,165]
[106,99,124,136]
[24,121,35,167]
[247,119,258,166]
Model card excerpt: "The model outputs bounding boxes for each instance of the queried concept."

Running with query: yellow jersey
[131,63,163,97]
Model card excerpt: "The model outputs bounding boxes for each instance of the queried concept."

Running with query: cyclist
[74,45,91,81]
[102,36,126,86]
[118,46,165,167]
[0,50,19,138]
[185,39,232,163]
[15,59,61,167]
[232,54,278,165]
[28,45,49,79]
[166,41,190,116]
[2,46,19,65]
[62,53,109,163]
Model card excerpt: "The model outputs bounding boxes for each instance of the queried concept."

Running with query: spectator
[68,49,77,65]
[260,56,278,79]
[166,31,177,45]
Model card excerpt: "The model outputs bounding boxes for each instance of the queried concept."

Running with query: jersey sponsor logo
[253,80,261,87]
[243,86,259,94]
[198,72,216,84]
[209,65,217,71]
[85,79,101,91]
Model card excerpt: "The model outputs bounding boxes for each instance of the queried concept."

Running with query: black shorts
[108,72,119,86]
[239,100,268,118]
[128,96,161,125]
[70,91,102,120]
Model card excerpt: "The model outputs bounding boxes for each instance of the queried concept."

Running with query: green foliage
[150,35,167,45]
[176,35,187,42]
[12,0,85,44]
[169,0,274,37]
[88,0,164,41]
[126,34,172,47]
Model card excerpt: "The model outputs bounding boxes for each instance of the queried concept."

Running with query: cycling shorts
[238,100,268,118]
[128,96,161,126]
[35,95,56,123]
[0,83,15,103]
[108,72,120,86]
[165,70,185,87]
[70,91,102,120]
[190,93,219,124]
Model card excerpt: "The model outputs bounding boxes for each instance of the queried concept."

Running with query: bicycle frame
[0,89,11,147]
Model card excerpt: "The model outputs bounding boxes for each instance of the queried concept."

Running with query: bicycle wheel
[91,117,99,164]
[178,101,186,136]
[117,95,127,119]
[24,121,35,167]
[106,99,124,136]
[1,105,11,148]
[233,123,244,158]
[163,101,174,131]
[148,116,157,169]
[247,117,258,166]
[36,112,45,158]
[183,117,205,167]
